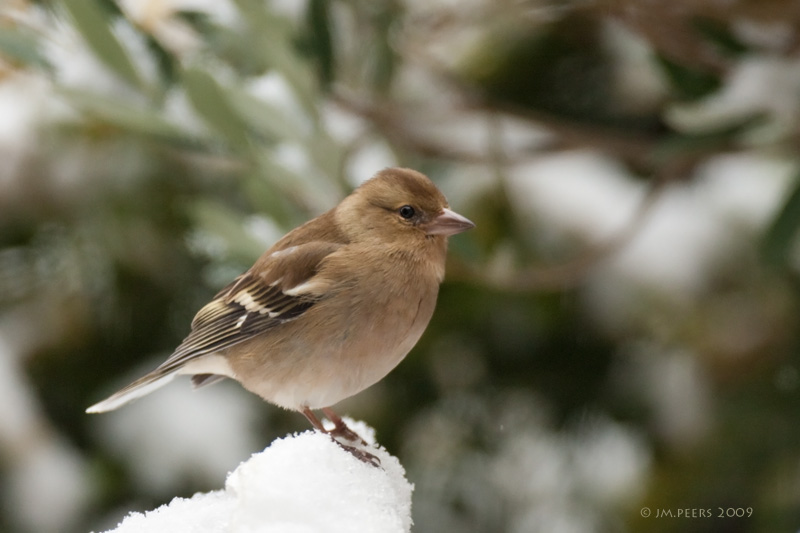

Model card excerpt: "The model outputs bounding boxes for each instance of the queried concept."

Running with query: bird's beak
[426,208,476,236]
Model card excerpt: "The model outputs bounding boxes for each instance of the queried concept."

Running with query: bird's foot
[330,438,381,467]
[320,407,369,446]
[325,418,380,467]
[301,406,380,466]
[328,422,368,446]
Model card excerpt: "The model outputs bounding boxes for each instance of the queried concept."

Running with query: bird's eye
[398,205,416,219]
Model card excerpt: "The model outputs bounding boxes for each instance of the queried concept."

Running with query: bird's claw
[334,440,381,467]
[329,424,368,446]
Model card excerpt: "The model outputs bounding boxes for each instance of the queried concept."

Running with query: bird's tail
[86,369,178,413]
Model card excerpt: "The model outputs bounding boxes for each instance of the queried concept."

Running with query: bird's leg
[322,407,368,445]
[302,406,327,432]
[301,407,379,467]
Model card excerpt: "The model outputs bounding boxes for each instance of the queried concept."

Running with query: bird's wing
[162,241,343,373]
[86,241,342,413]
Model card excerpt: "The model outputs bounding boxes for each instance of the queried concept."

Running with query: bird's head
[337,168,475,245]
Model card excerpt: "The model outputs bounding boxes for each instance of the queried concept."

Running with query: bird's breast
[228,248,443,410]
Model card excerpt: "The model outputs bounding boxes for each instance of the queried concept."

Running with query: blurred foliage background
[1,0,800,532]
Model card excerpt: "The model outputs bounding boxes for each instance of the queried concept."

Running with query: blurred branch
[332,88,661,167]
[451,173,668,292]
[598,0,800,64]
[330,90,506,164]
[332,88,679,292]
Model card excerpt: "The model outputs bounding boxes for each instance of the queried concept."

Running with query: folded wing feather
[86,241,342,413]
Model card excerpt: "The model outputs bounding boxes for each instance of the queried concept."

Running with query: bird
[86,167,474,462]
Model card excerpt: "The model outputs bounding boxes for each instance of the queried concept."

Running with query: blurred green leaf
[652,113,767,164]
[367,4,398,93]
[190,199,266,262]
[224,85,306,141]
[255,151,313,200]
[691,16,748,57]
[238,167,298,227]
[231,0,318,116]
[656,55,721,100]
[304,0,335,88]
[304,130,346,184]
[61,0,143,88]
[181,66,252,149]
[60,88,189,140]
[762,172,800,268]
[262,45,318,118]
[0,27,50,68]
[462,15,629,126]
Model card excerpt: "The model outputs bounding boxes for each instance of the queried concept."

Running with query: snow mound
[100,421,413,533]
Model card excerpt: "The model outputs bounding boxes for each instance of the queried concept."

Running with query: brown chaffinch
[87,168,474,460]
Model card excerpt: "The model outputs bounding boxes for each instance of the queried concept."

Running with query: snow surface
[97,421,413,533]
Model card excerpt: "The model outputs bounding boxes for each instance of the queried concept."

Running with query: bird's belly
[231,290,436,410]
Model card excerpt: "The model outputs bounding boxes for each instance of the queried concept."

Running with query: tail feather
[191,373,226,388]
[86,371,177,413]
